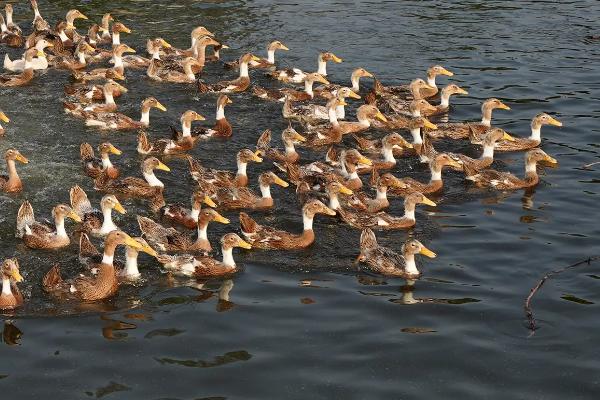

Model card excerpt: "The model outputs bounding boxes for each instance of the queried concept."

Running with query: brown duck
[0,149,28,193]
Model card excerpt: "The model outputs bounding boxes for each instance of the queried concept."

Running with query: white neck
[304,80,314,97]
[100,207,116,232]
[404,205,416,221]
[410,128,423,144]
[222,247,235,267]
[143,171,164,187]
[190,36,197,49]
[140,109,150,125]
[302,213,314,231]
[34,9,41,19]
[531,126,541,141]
[6,13,12,26]
[376,188,387,200]
[482,144,495,159]
[526,161,537,173]
[351,75,360,92]
[181,120,191,137]
[336,104,346,119]
[239,62,249,78]
[347,170,359,180]
[35,41,47,51]
[357,113,371,128]
[427,76,436,87]
[284,142,296,155]
[317,58,327,75]
[216,105,225,120]
[190,207,200,221]
[113,55,123,68]
[237,161,247,176]
[59,30,69,42]
[440,92,450,108]
[260,184,271,199]
[101,155,113,169]
[412,109,421,117]
[329,194,340,210]
[112,32,120,45]
[55,217,67,238]
[197,223,208,241]
[267,49,275,64]
[77,51,86,64]
[101,253,114,265]
[2,278,11,295]
[382,146,396,163]
[430,167,442,181]
[104,91,115,105]
[404,253,419,275]
[151,51,161,60]
[481,117,491,126]
[124,254,140,277]
[328,105,339,125]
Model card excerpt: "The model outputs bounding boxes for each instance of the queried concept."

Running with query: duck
[467,148,557,190]
[138,209,230,253]
[418,84,469,117]
[205,43,229,63]
[160,190,217,230]
[121,38,171,68]
[217,172,289,210]
[351,133,414,172]
[94,157,170,211]
[198,53,261,93]
[374,79,435,115]
[147,57,202,83]
[456,128,515,176]
[0,6,23,48]
[53,41,95,70]
[400,116,441,159]
[352,172,408,213]
[0,258,24,310]
[69,185,126,237]
[170,26,214,57]
[239,199,336,250]
[357,229,436,279]
[313,67,374,99]
[301,98,346,147]
[269,51,342,83]
[427,98,511,141]
[0,110,8,136]
[284,87,361,123]
[64,70,126,102]
[16,201,81,249]
[334,104,388,136]
[72,44,136,81]
[168,94,233,139]
[155,233,251,278]
[79,142,122,180]
[98,13,114,43]
[42,231,147,301]
[492,113,562,151]
[253,73,330,102]
[82,97,166,130]
[333,191,436,230]
[226,40,289,70]
[138,111,207,155]
[188,149,263,189]
[0,49,44,87]
[256,126,306,164]
[0,149,28,193]
[78,233,156,282]
[106,21,130,47]
[30,0,49,30]
[4,38,53,72]
[64,81,127,115]
[389,153,463,196]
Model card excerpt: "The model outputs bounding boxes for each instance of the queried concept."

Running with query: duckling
[427,98,511,141]
[94,157,170,211]
[226,40,289,70]
[64,81,127,115]
[4,38,53,72]
[0,258,24,310]
[270,51,342,83]
[357,229,436,279]
[467,148,557,190]
[420,84,469,117]
[138,209,230,253]
[239,199,336,250]
[70,186,126,237]
[80,142,122,180]
[253,72,329,102]
[198,53,261,93]
[389,153,463,196]
[138,111,206,155]
[334,191,436,230]
[0,110,8,136]
[0,49,44,87]
[217,172,289,210]
[169,94,233,139]
[256,126,306,164]
[156,233,251,278]
[43,231,146,301]
[313,67,374,98]
[284,87,360,123]
[456,128,515,176]
[188,149,263,188]
[16,202,81,249]
[160,190,217,230]
[0,149,28,193]
[492,113,562,151]
[82,97,166,130]
[147,57,202,83]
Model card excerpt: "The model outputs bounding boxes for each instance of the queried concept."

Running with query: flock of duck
[0,2,563,310]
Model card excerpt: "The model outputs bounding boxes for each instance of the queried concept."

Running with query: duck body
[0,149,28,193]
[70,186,126,237]
[16,202,81,250]
[80,142,121,180]
[0,258,24,310]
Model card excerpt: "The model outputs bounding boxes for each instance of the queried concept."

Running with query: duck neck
[440,92,451,108]
[376,187,388,200]
[317,56,327,75]
[102,241,118,265]
[197,221,208,241]
[6,159,19,183]
[101,153,113,169]
[183,62,196,80]
[284,139,296,155]
[239,62,249,78]
[267,48,275,64]
[328,193,340,210]
[113,54,123,69]
[260,184,271,199]
[221,246,235,267]
[0,21,6,33]
[430,164,442,181]
[180,118,192,137]
[190,205,200,221]
[403,252,419,275]
[382,145,396,163]
[336,104,346,119]
[531,121,542,141]
[112,32,120,45]
[426,73,437,88]
[124,249,140,277]
[351,73,361,92]
[236,160,247,177]
[2,277,11,296]
[103,90,115,105]
[302,212,314,231]
[24,57,33,71]
[77,50,86,65]
[481,106,493,126]
[100,207,115,232]
[140,106,150,125]
[357,111,371,128]
[55,214,67,238]
[328,105,339,126]
[481,143,495,159]
[216,104,225,120]
[304,79,315,97]
[411,108,422,118]
[403,201,416,221]
[410,127,423,145]
[525,160,538,174]
[143,171,164,187]
[194,44,208,65]
[58,30,69,42]
[33,6,42,20]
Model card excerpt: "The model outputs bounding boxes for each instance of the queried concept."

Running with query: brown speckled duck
[420,84,469,117]
[269,51,342,83]
[225,40,289,70]
[169,95,233,139]
[217,172,289,210]
[160,190,217,230]
[253,72,329,102]
[70,185,126,237]
[0,49,44,87]
[0,258,24,310]
[16,202,81,249]
[82,97,166,130]
[0,149,28,193]
[80,142,122,180]
[492,113,562,151]
[198,53,261,93]
[188,149,263,189]
[314,67,374,99]
[256,127,306,164]
[389,153,463,196]
[457,128,515,176]
[138,111,207,155]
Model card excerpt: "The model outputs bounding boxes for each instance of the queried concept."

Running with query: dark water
[1,0,599,398]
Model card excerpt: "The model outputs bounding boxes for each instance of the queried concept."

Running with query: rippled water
[1,0,599,398]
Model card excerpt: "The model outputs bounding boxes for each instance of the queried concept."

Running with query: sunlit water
[1,0,599,398]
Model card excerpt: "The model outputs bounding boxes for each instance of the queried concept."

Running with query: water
[1,0,599,398]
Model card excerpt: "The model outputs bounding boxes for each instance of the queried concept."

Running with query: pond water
[1,0,599,399]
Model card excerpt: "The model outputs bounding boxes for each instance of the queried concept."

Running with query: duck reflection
[100,314,136,340]
[2,320,22,345]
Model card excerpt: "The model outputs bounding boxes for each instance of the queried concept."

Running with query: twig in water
[524,256,600,334]
[582,161,600,169]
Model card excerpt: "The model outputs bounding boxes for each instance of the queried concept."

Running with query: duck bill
[237,239,252,249]
[375,111,388,122]
[98,26,108,33]
[317,76,330,85]
[156,161,171,172]
[279,44,289,51]
[36,50,46,58]
[121,25,132,34]
[338,99,348,107]
[251,55,261,62]
[116,83,128,93]
[502,132,516,142]
[113,202,126,215]
[68,211,82,222]
[449,159,463,169]
[323,206,337,216]
[294,133,307,142]
[498,102,511,110]
[362,69,374,78]
[160,39,172,48]
[214,213,230,224]
[423,118,438,130]
[339,185,353,195]
[402,140,414,149]
[331,54,343,63]
[347,90,361,99]
[359,156,373,166]
[113,72,126,81]
[457,87,469,95]
[154,101,167,112]
[124,46,136,54]
[252,152,263,163]
[109,145,122,155]
[440,67,454,77]
[16,154,28,164]
[11,270,24,283]
[226,97,233,104]
[195,114,207,121]
[544,155,558,165]
[124,236,145,250]
[274,176,289,188]
[548,117,563,127]
[419,246,437,258]
[77,13,88,20]
[393,179,408,189]
[421,196,437,207]
[203,195,217,208]
[141,244,158,257]
[220,44,230,49]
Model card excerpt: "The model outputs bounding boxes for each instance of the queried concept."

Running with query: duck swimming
[389,153,463,196]
[0,149,28,193]
[16,202,81,250]
[253,72,330,102]
[4,38,53,72]
[239,199,336,250]
[80,142,122,180]
[284,87,360,123]
[147,57,202,83]
[313,67,374,99]
[138,111,206,155]
[256,126,306,164]
[217,171,289,210]
[270,51,342,83]
[0,49,44,87]
[492,113,562,151]
[198,53,261,93]
[82,97,166,130]
[357,229,436,279]
[69,186,127,237]
[420,84,469,117]
[456,128,515,176]
[160,190,217,230]
[225,40,289,70]
[188,149,263,189]
[169,94,233,139]
[0,258,24,310]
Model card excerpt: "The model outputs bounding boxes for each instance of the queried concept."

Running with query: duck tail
[80,142,94,161]
[325,146,338,165]
[251,85,268,99]
[149,193,166,213]
[197,80,210,93]
[16,200,34,238]
[79,233,100,259]
[42,264,63,293]
[69,185,92,217]
[169,125,181,141]
[137,131,152,155]
[136,215,162,237]
[239,212,258,234]
[369,166,381,188]
[256,129,271,153]
[63,100,79,114]
[93,171,110,190]
[360,228,378,250]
